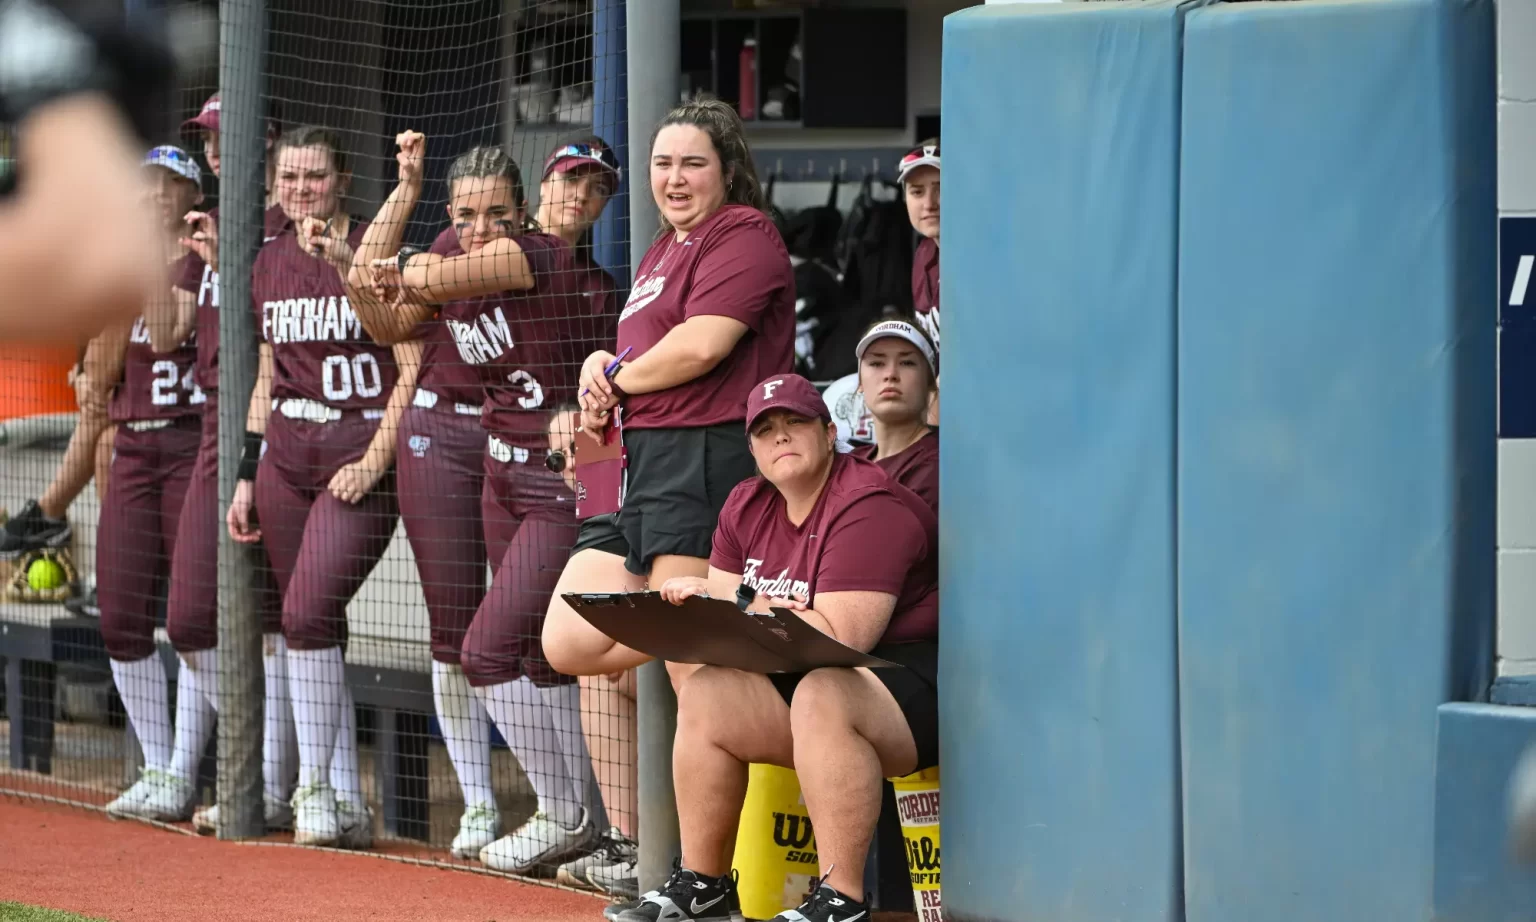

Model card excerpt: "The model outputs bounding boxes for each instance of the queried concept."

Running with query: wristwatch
[396,246,424,280]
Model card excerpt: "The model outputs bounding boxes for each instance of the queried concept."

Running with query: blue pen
[580,346,633,398]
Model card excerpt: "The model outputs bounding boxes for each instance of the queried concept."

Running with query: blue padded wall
[940,4,1183,920]
[1433,704,1536,921]
[1178,2,1496,921]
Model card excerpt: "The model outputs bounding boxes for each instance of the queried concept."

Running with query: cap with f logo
[745,373,830,433]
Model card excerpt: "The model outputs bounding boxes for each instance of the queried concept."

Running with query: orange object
[0,343,78,421]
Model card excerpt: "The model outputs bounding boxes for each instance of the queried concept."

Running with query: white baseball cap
[143,145,202,187]
[897,143,940,184]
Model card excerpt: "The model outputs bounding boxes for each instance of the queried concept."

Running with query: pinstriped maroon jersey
[251,218,398,410]
[175,204,288,392]
[436,232,588,450]
[109,314,201,422]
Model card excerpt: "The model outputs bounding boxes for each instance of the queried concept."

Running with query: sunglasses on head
[901,144,940,167]
[544,143,622,182]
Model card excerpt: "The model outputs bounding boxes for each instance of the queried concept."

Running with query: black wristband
[237,430,263,482]
[609,363,628,399]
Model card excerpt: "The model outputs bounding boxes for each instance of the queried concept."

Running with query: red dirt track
[0,797,610,921]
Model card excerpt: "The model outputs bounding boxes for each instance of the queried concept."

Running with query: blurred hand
[658,576,710,606]
[226,479,261,543]
[72,372,106,416]
[300,216,353,272]
[369,257,403,303]
[328,459,386,504]
[179,210,219,270]
[395,131,426,186]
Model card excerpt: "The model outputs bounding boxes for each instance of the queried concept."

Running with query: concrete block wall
[1500,0,1536,676]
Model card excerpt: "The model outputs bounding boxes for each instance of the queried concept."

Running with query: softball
[27,558,67,591]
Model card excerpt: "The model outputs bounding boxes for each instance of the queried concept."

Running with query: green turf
[0,904,110,922]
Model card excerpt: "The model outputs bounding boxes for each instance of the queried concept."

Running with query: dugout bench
[0,597,442,842]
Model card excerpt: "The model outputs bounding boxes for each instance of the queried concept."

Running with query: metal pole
[215,0,267,840]
[592,0,629,282]
[627,0,680,892]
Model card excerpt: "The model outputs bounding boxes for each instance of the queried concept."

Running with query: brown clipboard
[561,591,897,674]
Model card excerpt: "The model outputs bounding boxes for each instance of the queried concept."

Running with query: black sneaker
[770,882,870,922]
[612,863,742,922]
[0,500,70,559]
[64,585,98,618]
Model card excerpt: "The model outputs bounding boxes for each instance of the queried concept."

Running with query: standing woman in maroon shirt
[227,126,421,849]
[99,147,206,822]
[351,133,607,874]
[533,137,623,364]
[542,97,796,681]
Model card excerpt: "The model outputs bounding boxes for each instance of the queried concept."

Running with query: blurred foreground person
[0,0,175,342]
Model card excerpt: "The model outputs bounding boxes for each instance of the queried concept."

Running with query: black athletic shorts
[570,423,756,577]
[769,640,939,771]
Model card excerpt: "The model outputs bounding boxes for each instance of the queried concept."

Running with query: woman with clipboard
[349,134,612,876]
[541,98,796,679]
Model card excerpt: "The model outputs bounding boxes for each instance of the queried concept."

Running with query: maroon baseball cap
[182,94,220,133]
[746,374,831,434]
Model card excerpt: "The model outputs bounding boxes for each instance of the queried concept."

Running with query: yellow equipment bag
[731,763,818,920]
[891,766,941,921]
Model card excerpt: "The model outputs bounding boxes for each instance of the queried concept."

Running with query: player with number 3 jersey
[230,126,421,850]
[349,132,605,875]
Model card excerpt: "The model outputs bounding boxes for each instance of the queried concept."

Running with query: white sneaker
[291,782,339,846]
[479,808,596,874]
[336,799,374,850]
[105,770,161,818]
[556,827,636,895]
[136,771,196,821]
[192,795,295,835]
[451,802,502,859]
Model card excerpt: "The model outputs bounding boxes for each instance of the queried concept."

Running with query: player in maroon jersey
[631,374,939,922]
[899,141,941,426]
[349,132,620,864]
[533,137,623,364]
[143,93,298,834]
[850,318,939,513]
[227,125,420,849]
[350,133,605,874]
[97,146,206,821]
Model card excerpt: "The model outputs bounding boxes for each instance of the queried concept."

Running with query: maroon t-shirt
[175,203,289,392]
[437,232,588,449]
[710,452,938,644]
[410,228,489,408]
[912,237,940,352]
[110,314,201,422]
[572,255,619,374]
[617,205,795,430]
[251,218,398,410]
[854,429,938,514]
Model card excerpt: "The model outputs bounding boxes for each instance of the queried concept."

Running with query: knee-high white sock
[329,684,363,806]
[433,661,495,809]
[542,683,605,831]
[286,645,344,790]
[263,634,297,802]
[182,648,219,713]
[479,677,578,827]
[112,656,171,772]
[169,658,217,783]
